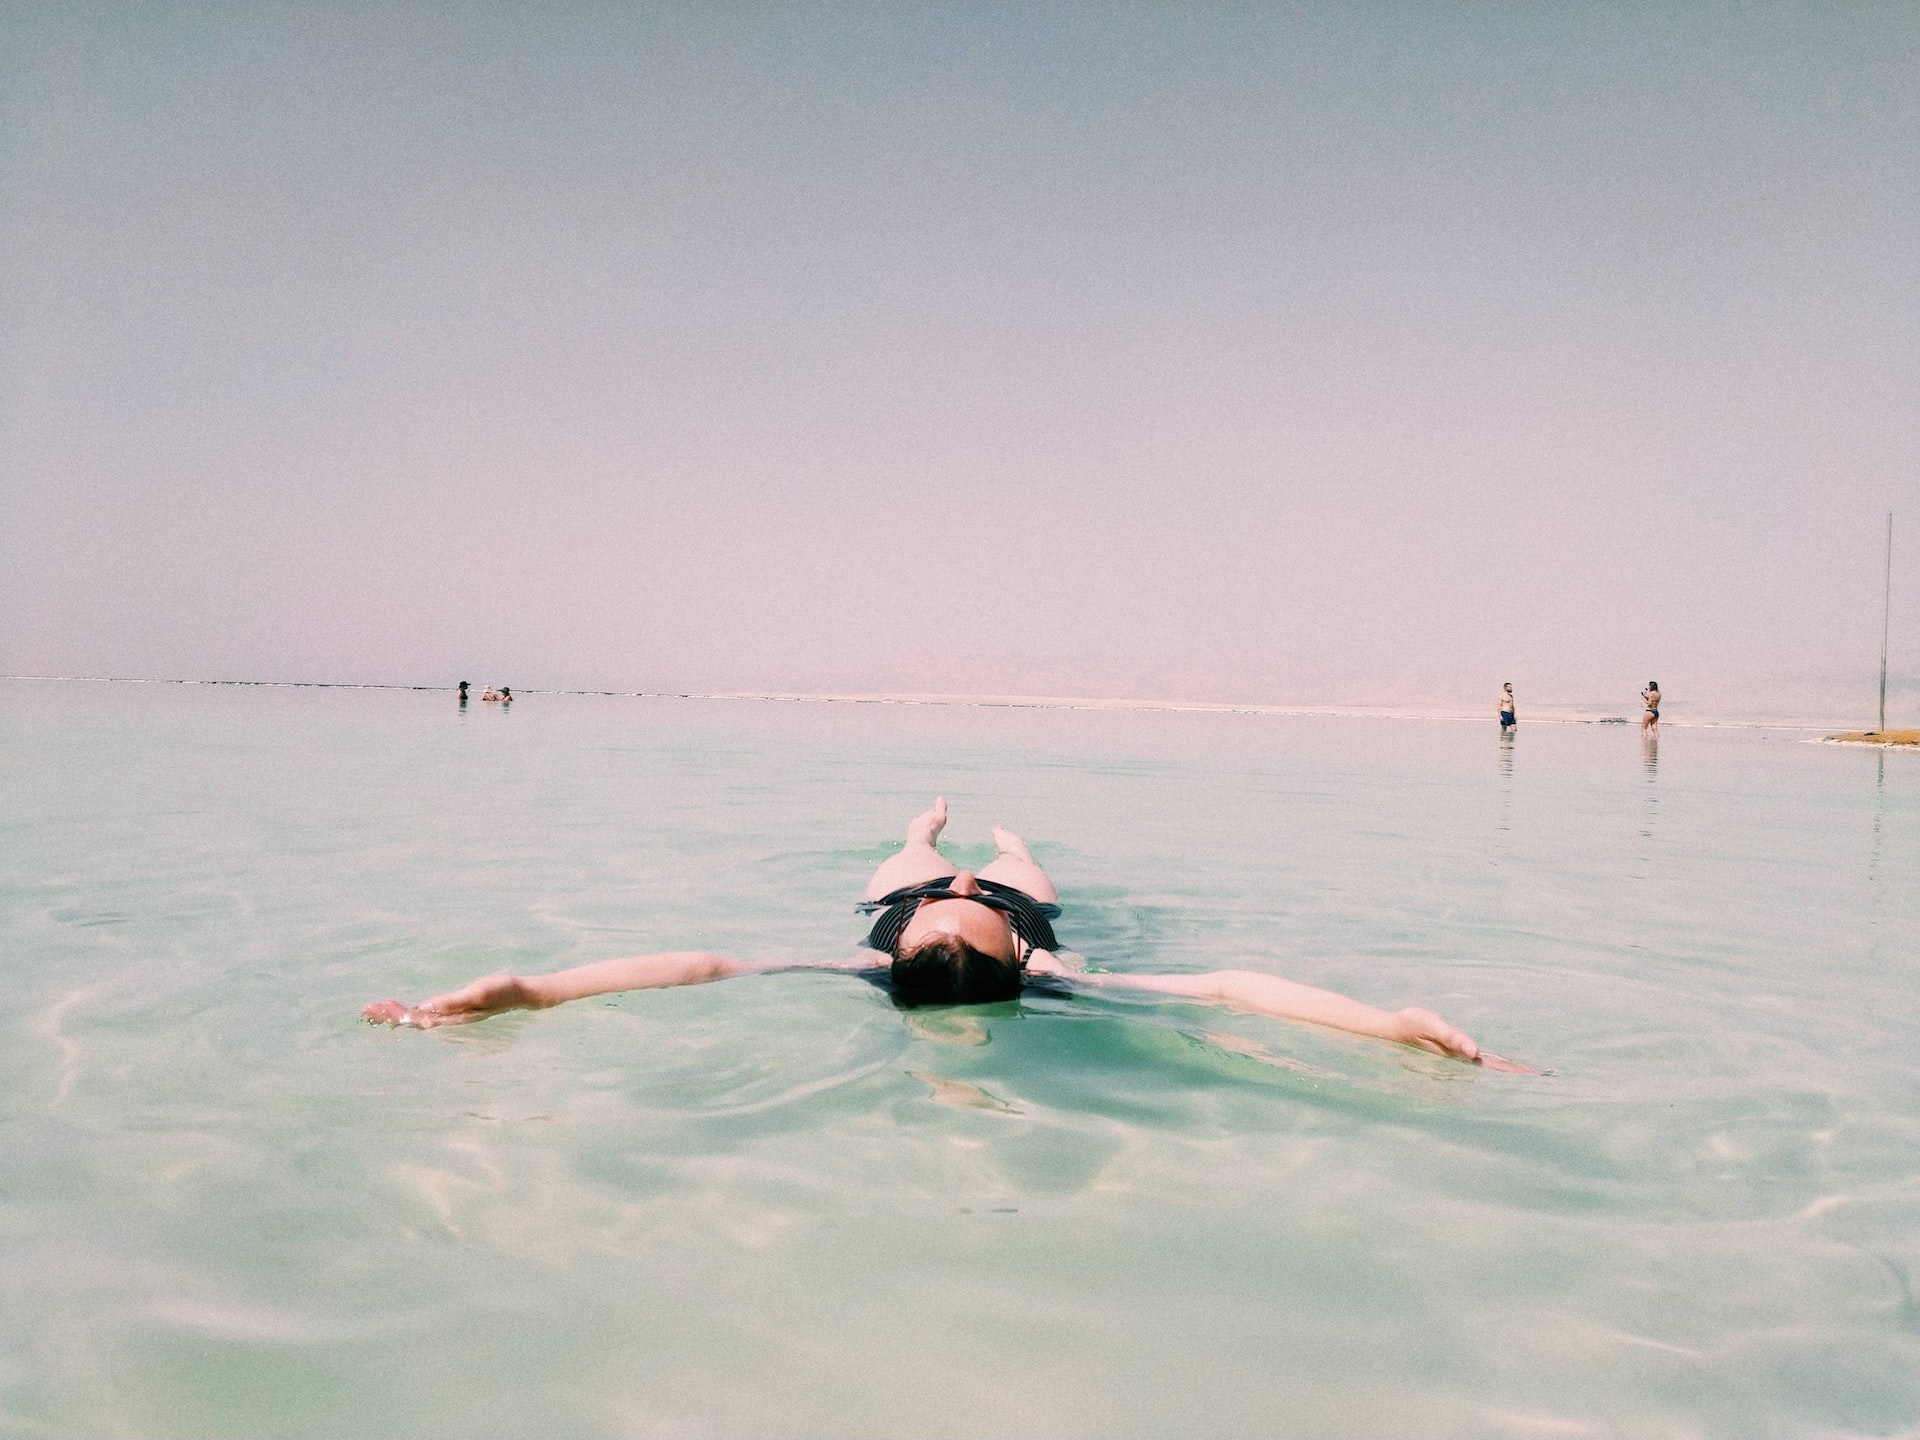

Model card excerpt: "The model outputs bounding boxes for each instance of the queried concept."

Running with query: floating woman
[364,798,1529,1071]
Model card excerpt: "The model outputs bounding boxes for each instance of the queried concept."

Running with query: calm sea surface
[2,680,1915,1438]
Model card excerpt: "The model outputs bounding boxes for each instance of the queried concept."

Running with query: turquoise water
[2,680,1915,1438]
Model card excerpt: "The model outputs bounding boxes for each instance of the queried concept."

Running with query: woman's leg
[864,797,959,900]
[979,825,1057,903]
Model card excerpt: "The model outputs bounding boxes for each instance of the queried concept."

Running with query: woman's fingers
[1474,1051,1540,1075]
[361,998,454,1027]
[363,974,524,1028]
[1398,1009,1541,1073]
[1398,1011,1540,1072]
[1398,1007,1478,1061]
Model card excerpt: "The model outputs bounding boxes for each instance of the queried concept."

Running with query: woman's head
[889,869,1024,1004]
[890,934,1023,1005]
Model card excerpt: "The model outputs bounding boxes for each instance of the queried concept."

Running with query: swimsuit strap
[859,876,1061,955]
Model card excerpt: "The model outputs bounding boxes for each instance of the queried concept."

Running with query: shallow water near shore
[2,679,1916,1438]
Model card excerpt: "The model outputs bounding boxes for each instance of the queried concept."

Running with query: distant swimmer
[1499,683,1516,731]
[500,687,512,704]
[1642,681,1661,729]
[457,680,469,707]
[480,688,503,702]
[364,797,1532,1072]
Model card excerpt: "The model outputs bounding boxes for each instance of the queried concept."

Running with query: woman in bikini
[1642,681,1661,729]
[363,798,1526,1070]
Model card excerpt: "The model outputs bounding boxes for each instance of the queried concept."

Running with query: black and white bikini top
[858,877,1062,956]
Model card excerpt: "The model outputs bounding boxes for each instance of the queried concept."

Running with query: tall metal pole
[1879,511,1893,734]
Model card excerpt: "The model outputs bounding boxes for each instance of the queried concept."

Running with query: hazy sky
[3,4,1916,721]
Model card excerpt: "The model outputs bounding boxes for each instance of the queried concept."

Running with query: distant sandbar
[1825,729,1919,746]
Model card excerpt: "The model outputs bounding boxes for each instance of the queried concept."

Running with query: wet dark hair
[890,935,1022,1006]
[1648,680,1659,690]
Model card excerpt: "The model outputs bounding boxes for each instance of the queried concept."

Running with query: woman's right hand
[362,973,536,1028]
[1394,1007,1538,1072]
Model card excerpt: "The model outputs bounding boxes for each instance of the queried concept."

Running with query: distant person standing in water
[1499,683,1516,731]
[500,687,512,704]
[1642,681,1660,729]
[458,680,469,707]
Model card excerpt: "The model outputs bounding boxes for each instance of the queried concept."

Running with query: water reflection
[1638,725,1659,844]
[1867,750,1888,954]
[1871,748,1886,869]
[1491,728,1515,861]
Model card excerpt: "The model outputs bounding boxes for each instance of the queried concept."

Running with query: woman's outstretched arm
[1077,968,1532,1071]
[362,951,766,1029]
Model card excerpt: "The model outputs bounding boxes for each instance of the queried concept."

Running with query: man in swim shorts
[364,798,1524,1069]
[1499,683,1516,731]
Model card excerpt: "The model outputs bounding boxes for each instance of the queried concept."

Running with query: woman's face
[897,870,1019,961]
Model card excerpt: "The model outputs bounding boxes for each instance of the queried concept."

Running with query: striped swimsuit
[859,877,1061,955]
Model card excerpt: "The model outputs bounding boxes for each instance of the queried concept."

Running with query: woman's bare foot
[978,822,1056,903]
[907,797,948,848]
[990,825,1034,863]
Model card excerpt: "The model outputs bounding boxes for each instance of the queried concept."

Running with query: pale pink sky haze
[3,5,1916,724]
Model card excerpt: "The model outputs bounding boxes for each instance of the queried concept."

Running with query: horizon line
[0,673,1851,731]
